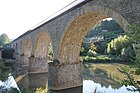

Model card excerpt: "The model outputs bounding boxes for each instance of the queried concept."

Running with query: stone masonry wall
[48,62,83,90]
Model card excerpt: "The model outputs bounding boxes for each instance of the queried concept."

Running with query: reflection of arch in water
[24,36,32,65]
[59,6,129,63]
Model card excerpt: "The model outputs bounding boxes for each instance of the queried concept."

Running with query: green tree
[0,61,10,81]
[0,33,10,48]
[127,25,140,74]
[107,35,132,56]
[119,25,140,88]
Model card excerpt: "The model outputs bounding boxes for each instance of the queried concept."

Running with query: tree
[119,25,140,88]
[107,35,132,56]
[127,25,140,74]
[85,19,124,39]
[0,33,10,48]
[0,61,10,81]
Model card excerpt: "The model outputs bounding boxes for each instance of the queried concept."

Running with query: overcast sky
[0,0,76,40]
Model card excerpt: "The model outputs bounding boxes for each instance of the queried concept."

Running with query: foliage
[0,33,10,48]
[82,55,115,63]
[48,43,53,59]
[121,46,135,61]
[34,87,48,93]
[135,49,140,75]
[107,35,134,58]
[127,25,140,75]
[87,50,97,57]
[119,25,140,88]
[127,25,140,44]
[0,86,19,93]
[93,42,107,54]
[0,60,11,81]
[85,19,124,39]
[118,66,136,86]
[80,43,90,56]
[2,47,15,59]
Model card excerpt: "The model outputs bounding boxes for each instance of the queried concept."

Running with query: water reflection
[83,80,139,93]
[0,75,139,93]
[0,75,20,92]
[50,86,82,93]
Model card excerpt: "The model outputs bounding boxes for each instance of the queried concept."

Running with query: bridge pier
[48,62,83,92]
[28,56,48,89]
[28,72,48,89]
[20,54,24,65]
[15,53,20,63]
[29,56,48,72]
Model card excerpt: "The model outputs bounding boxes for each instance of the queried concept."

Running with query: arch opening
[24,37,32,65]
[59,4,130,64]
[34,31,52,60]
[59,12,108,63]
[32,31,52,73]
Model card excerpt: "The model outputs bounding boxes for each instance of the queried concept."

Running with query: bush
[121,46,135,62]
[107,35,132,56]
[0,61,11,81]
[34,87,48,93]
[87,50,97,57]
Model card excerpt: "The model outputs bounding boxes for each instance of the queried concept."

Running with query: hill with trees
[0,33,10,48]
[85,19,125,43]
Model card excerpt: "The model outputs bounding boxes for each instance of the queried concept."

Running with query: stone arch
[30,31,52,72]
[24,36,32,65]
[59,6,130,63]
[34,31,51,59]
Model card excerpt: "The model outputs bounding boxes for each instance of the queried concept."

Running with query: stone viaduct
[11,0,140,92]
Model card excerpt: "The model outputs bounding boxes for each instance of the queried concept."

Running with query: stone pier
[28,72,48,89]
[20,54,24,65]
[29,56,48,72]
[28,56,48,89]
[48,62,83,91]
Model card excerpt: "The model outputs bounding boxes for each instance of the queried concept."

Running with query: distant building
[89,36,104,43]
[102,30,107,32]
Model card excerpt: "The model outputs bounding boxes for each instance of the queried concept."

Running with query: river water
[82,63,139,93]
[0,74,139,93]
[83,80,139,93]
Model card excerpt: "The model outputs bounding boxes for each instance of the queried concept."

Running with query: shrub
[87,50,97,57]
[121,46,135,62]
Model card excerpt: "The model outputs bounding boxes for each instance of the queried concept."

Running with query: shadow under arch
[59,6,130,63]
[24,36,32,65]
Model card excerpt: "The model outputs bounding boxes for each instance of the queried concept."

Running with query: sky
[0,0,76,40]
